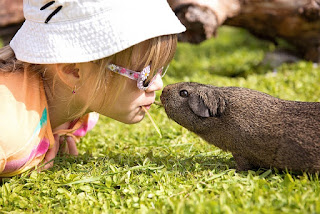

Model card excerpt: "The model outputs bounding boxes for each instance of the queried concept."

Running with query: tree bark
[169,0,320,62]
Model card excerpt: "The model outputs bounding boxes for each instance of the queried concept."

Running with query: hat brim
[10,0,186,64]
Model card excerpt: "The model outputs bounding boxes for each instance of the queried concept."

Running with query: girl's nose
[146,73,163,92]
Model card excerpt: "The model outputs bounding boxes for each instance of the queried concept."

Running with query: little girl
[0,0,185,177]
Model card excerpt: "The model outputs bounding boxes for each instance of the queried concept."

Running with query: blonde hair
[0,34,177,119]
[0,45,24,72]
[85,34,178,116]
[0,45,45,76]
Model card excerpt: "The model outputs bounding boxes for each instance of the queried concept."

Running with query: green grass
[1,26,320,213]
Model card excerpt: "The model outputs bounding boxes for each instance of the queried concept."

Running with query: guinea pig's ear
[188,90,226,118]
[188,94,211,117]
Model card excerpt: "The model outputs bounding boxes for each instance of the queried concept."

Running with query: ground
[1,26,320,213]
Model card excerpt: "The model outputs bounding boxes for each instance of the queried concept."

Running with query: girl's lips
[142,104,152,110]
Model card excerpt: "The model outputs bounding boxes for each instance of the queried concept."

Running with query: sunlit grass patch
[1,26,320,213]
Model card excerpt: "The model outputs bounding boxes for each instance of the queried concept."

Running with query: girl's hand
[41,112,99,170]
[59,135,79,156]
[42,121,79,170]
[43,134,78,170]
[42,134,61,170]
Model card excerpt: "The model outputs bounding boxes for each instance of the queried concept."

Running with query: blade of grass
[142,106,162,138]
[63,164,164,185]
[154,101,163,107]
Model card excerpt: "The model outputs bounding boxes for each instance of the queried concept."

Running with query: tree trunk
[169,0,320,62]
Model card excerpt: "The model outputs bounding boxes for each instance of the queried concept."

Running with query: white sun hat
[10,0,186,64]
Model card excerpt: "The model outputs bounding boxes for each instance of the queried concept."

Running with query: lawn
[1,27,320,213]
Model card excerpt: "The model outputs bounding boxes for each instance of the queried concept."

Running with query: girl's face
[84,62,164,124]
[101,73,163,124]
[99,75,163,124]
[80,36,176,124]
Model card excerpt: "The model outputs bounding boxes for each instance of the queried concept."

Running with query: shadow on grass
[51,150,234,175]
[1,152,318,187]
[49,150,319,180]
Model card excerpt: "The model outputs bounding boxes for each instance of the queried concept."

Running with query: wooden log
[168,0,240,43]
[169,0,320,62]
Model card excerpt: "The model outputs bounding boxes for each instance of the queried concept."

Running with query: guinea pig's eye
[179,90,189,98]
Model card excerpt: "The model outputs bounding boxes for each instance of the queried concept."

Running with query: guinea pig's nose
[160,91,166,105]
[160,88,170,105]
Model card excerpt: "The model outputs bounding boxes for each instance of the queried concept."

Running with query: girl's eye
[179,90,189,97]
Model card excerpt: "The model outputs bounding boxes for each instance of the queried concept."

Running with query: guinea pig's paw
[188,90,226,118]
[233,154,254,171]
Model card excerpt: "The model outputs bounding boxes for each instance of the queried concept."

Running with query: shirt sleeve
[0,145,6,174]
[53,112,100,141]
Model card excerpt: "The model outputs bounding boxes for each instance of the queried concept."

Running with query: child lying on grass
[0,0,185,177]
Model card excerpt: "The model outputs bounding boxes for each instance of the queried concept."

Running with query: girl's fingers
[43,134,60,170]
[58,135,78,156]
[41,134,78,171]
[66,136,79,156]
[59,135,69,154]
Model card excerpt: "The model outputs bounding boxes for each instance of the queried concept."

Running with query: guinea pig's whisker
[154,101,163,107]
[142,106,162,138]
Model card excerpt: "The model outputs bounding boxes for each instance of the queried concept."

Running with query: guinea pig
[160,82,320,173]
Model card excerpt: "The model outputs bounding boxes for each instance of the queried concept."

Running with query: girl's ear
[55,63,81,88]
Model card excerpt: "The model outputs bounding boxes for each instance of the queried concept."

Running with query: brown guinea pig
[160,82,320,173]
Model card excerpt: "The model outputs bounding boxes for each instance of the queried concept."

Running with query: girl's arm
[43,112,99,169]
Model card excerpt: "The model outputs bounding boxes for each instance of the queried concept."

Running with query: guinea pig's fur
[160,82,320,173]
